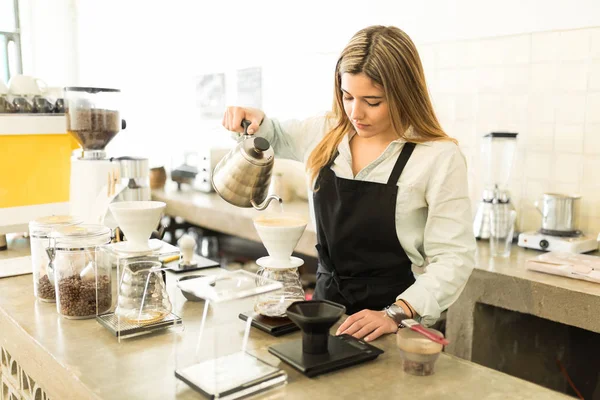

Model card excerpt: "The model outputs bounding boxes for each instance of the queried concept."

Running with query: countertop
[0,237,571,400]
[152,187,600,302]
[155,186,600,371]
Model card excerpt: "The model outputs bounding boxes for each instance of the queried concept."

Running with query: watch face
[388,304,406,324]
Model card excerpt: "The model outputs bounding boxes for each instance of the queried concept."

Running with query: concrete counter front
[0,238,570,399]
[446,243,600,397]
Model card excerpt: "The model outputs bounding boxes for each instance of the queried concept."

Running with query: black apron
[313,142,416,315]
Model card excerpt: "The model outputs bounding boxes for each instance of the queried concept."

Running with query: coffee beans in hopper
[57,275,111,318]
[66,109,120,150]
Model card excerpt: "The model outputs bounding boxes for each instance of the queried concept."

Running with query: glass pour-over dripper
[252,214,308,317]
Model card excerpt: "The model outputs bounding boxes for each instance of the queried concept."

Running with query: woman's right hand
[222,106,265,135]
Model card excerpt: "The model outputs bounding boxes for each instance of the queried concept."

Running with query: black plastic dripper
[286,300,346,354]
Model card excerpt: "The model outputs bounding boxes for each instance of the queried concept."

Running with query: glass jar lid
[52,224,111,249]
[29,215,81,238]
[396,327,444,355]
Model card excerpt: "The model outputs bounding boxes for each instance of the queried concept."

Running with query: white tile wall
[584,123,600,155]
[531,32,559,62]
[420,26,600,233]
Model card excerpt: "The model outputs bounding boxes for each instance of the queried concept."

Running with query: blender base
[239,311,299,336]
[268,334,384,377]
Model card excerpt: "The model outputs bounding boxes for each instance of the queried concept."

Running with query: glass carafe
[254,266,305,318]
[116,260,172,324]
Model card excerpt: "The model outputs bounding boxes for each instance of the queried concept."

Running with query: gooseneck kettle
[211,120,282,210]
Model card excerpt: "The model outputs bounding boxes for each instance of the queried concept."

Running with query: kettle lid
[240,136,274,166]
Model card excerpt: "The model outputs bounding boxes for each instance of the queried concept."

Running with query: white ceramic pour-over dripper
[109,201,165,251]
[253,214,307,267]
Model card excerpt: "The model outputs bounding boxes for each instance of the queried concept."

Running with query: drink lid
[396,327,444,355]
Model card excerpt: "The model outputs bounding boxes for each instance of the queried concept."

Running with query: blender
[66,87,127,224]
[473,132,518,239]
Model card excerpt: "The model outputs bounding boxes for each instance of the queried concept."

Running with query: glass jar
[51,224,112,319]
[29,215,81,302]
[254,265,305,318]
[116,260,172,324]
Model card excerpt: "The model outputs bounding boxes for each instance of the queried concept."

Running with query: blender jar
[29,215,81,302]
[254,264,305,318]
[116,260,172,324]
[480,132,518,195]
[64,87,123,160]
[51,224,112,319]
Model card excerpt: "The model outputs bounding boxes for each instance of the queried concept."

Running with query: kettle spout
[251,195,282,211]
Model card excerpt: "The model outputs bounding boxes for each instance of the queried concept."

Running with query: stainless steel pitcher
[535,193,581,234]
[211,120,281,210]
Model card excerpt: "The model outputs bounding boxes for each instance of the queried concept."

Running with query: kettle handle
[241,119,252,137]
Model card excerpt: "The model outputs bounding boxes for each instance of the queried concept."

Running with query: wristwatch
[384,303,409,326]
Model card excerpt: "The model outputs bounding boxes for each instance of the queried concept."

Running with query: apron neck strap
[387,142,416,185]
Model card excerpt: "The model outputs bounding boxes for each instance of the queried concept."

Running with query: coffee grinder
[268,300,384,377]
[473,132,518,239]
[66,87,126,224]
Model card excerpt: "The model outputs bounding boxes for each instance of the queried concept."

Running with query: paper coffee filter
[109,201,165,251]
[253,213,307,261]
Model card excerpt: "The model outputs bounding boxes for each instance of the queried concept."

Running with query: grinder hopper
[65,86,126,159]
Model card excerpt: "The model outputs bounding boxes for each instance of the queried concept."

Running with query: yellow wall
[0,134,77,208]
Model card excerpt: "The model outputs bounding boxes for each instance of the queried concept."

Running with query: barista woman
[222,25,476,342]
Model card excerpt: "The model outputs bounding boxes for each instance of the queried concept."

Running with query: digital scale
[518,231,598,253]
[266,300,384,378]
[239,312,299,337]
[164,253,220,273]
[269,334,384,378]
[175,351,287,399]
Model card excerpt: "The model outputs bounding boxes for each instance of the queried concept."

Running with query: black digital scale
[258,300,385,378]
[269,334,383,377]
[164,254,220,273]
[239,311,299,337]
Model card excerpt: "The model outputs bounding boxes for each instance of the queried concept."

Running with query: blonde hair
[306,25,456,184]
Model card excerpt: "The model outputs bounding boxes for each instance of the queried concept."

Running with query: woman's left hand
[335,309,398,342]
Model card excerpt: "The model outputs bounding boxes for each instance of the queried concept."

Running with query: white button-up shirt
[257,114,476,326]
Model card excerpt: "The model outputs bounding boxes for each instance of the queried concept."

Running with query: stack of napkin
[526,252,600,284]
[0,256,32,279]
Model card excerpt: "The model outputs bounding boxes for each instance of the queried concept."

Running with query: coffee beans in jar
[29,215,82,303]
[37,275,56,301]
[57,275,111,319]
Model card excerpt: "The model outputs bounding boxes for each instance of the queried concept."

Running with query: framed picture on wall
[195,73,226,119]
[237,67,262,109]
